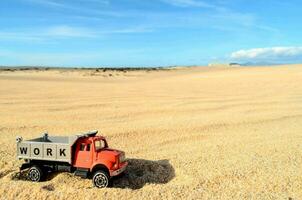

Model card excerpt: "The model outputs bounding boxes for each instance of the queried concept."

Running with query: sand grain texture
[0,66,301,199]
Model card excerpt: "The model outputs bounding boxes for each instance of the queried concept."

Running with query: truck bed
[16,131,97,164]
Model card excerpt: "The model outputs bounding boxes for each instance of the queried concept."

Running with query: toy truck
[16,130,127,188]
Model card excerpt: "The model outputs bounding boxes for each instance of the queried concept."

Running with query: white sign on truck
[16,133,79,164]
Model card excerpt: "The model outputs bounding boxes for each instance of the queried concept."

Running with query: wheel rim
[29,168,40,182]
[94,173,108,188]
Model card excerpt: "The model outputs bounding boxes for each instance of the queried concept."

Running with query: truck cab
[73,135,127,187]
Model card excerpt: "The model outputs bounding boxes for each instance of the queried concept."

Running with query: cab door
[74,141,93,168]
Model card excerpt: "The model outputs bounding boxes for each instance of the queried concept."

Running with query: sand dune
[0,65,301,199]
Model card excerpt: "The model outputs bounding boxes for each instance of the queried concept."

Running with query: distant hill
[241,62,286,66]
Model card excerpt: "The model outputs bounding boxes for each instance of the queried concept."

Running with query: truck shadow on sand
[110,158,175,190]
[10,158,175,190]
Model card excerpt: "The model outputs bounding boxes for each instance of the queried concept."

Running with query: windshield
[95,139,106,151]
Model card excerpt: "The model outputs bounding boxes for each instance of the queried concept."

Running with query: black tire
[92,170,109,188]
[28,165,44,182]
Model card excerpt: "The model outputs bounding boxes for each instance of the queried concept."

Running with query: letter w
[20,147,27,154]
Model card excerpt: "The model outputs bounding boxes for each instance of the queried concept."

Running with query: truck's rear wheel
[92,170,109,188]
[28,165,44,182]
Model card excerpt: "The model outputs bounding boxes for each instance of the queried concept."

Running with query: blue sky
[0,0,302,67]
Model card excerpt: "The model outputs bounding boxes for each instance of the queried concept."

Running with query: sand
[0,65,301,199]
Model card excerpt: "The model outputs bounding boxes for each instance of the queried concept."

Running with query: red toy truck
[16,130,127,188]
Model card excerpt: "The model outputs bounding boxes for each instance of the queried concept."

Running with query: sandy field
[0,65,301,199]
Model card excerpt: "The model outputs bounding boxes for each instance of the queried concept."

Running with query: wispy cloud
[230,47,302,62]
[0,26,96,42]
[27,0,109,7]
[160,0,216,8]
[26,0,65,7]
[24,0,121,17]
[0,25,153,42]
[23,0,277,35]
[45,25,96,38]
[210,12,278,34]
[135,8,278,35]
[0,32,44,42]
[108,27,153,34]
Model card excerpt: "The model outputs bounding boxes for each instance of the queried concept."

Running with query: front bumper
[110,161,128,177]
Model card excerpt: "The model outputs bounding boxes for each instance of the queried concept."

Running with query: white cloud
[230,47,302,62]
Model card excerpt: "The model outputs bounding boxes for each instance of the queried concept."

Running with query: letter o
[34,148,40,155]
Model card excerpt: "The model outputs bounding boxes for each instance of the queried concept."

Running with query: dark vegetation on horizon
[0,66,179,72]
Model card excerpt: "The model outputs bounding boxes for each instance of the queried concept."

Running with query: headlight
[119,152,126,163]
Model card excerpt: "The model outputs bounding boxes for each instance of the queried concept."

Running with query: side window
[80,143,85,151]
[95,141,100,150]
[86,144,91,151]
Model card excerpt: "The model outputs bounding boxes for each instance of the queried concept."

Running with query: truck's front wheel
[28,165,44,182]
[92,170,109,188]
